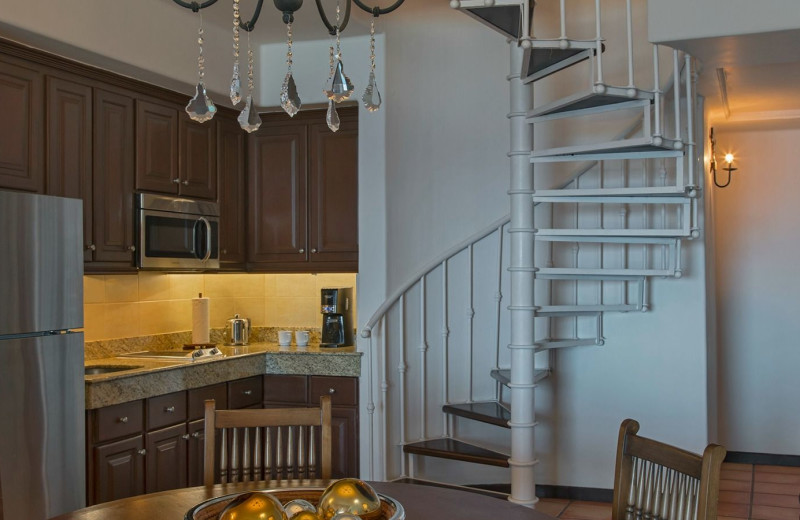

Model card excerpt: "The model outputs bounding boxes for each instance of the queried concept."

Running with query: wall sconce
[709,127,738,188]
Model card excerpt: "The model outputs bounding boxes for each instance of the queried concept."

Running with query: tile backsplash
[83,273,357,342]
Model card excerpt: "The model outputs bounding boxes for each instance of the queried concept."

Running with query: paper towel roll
[192,293,210,344]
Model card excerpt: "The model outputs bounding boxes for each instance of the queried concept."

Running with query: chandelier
[173,0,404,133]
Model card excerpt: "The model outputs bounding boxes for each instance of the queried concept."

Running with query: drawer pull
[328,388,336,395]
[138,449,146,456]
[242,390,253,396]
[164,406,176,413]
[191,432,201,439]
[181,434,190,441]
[118,416,129,424]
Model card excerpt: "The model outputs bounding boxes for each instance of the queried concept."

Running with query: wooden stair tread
[491,368,550,386]
[443,401,511,428]
[403,438,509,468]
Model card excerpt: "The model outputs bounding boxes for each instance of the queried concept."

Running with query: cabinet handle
[172,178,181,184]
[164,406,175,413]
[86,244,96,251]
[181,434,190,441]
[191,432,201,439]
[118,416,129,423]
[128,245,136,252]
[222,249,227,255]
[138,449,147,456]
[311,249,317,254]
[328,388,336,395]
[242,390,253,396]
[182,180,189,186]
[299,249,305,254]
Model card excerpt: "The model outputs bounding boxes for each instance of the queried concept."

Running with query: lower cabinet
[86,375,359,505]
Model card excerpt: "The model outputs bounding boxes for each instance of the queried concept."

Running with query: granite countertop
[84,343,362,409]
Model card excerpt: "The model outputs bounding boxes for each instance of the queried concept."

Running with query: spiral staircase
[359,0,700,507]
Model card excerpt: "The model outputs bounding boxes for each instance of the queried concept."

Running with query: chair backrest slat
[203,396,332,486]
[613,420,725,520]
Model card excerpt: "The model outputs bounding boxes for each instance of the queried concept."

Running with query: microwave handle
[198,217,212,262]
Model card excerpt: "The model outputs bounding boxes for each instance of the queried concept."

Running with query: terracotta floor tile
[723,469,755,482]
[720,490,755,504]
[757,466,800,476]
[536,498,570,517]
[718,502,751,517]
[751,504,800,520]
[756,473,800,485]
[755,482,800,496]
[560,501,612,520]
[725,462,755,472]
[753,493,800,509]
[722,479,755,492]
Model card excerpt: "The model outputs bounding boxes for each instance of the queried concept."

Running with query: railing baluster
[559,0,567,41]
[493,226,504,398]
[653,45,662,139]
[398,294,408,477]
[685,55,695,188]
[366,318,376,480]
[441,260,450,436]
[626,0,634,89]
[379,324,389,480]
[595,0,604,86]
[673,50,681,143]
[419,276,428,439]
[467,244,475,403]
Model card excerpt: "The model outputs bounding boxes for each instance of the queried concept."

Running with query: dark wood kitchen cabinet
[180,112,217,200]
[91,435,146,504]
[146,423,188,493]
[217,114,247,267]
[247,107,358,272]
[0,56,44,192]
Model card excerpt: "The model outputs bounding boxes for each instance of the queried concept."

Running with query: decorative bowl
[185,487,405,520]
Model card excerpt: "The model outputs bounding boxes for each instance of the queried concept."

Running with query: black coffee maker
[320,287,354,348]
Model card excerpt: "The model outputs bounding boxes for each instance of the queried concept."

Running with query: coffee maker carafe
[320,287,354,348]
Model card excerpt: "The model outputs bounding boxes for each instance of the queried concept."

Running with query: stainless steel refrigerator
[0,191,85,518]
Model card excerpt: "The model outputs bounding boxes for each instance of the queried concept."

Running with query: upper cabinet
[248,107,358,273]
[180,112,217,200]
[216,114,247,268]
[0,57,44,192]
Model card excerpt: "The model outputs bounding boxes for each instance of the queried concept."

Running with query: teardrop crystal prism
[324,60,354,103]
[362,71,382,112]
[326,100,340,132]
[280,73,302,117]
[237,95,262,133]
[230,66,242,105]
[185,83,217,123]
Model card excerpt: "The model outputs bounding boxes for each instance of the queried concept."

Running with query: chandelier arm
[172,0,219,12]
[314,0,352,35]
[352,0,405,16]
[239,0,265,31]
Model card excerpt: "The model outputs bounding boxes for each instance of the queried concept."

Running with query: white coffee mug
[295,330,309,347]
[278,330,292,346]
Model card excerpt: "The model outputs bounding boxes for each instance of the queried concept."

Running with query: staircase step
[403,438,509,468]
[453,0,529,40]
[443,401,511,428]
[533,186,693,198]
[530,136,683,163]
[490,368,551,387]
[537,304,640,313]
[535,228,690,238]
[533,194,691,205]
[521,40,601,83]
[529,88,654,122]
[536,267,674,278]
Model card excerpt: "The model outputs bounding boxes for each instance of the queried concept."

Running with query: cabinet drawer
[309,376,357,407]
[228,376,263,409]
[147,391,187,430]
[264,375,308,404]
[93,400,144,443]
[188,383,228,421]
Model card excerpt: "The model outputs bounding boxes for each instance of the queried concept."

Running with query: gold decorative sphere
[288,512,319,520]
[218,492,288,520]
[318,479,381,520]
[284,499,316,518]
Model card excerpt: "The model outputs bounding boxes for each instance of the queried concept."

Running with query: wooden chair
[612,419,727,520]
[203,396,332,486]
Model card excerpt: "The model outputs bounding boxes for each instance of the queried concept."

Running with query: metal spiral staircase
[359,0,699,508]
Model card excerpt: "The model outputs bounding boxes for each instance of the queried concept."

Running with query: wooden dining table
[51,480,555,520]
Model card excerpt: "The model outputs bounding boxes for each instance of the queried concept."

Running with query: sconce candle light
[710,128,738,188]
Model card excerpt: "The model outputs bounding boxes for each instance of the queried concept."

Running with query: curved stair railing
[361,0,699,506]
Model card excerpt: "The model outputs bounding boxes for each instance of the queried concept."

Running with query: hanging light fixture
[172,0,405,130]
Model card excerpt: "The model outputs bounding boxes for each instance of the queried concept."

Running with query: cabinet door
[145,423,188,493]
[248,120,308,264]
[93,89,136,265]
[0,58,43,192]
[91,435,145,505]
[315,406,358,479]
[46,76,93,261]
[179,113,216,199]
[136,100,179,194]
[216,115,246,266]
[308,109,358,267]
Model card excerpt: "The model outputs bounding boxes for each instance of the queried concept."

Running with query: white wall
[713,121,800,455]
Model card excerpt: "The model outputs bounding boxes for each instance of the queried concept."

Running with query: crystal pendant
[237,95,262,133]
[186,82,216,123]
[362,71,382,112]
[230,66,242,105]
[326,100,340,132]
[324,60,354,103]
[280,73,302,117]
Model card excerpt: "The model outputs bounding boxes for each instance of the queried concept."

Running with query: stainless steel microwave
[136,193,220,270]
